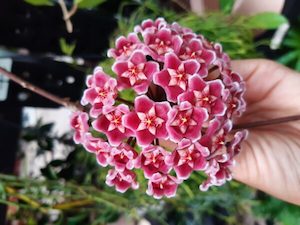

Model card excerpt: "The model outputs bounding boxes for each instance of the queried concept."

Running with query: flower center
[194,90,217,110]
[129,67,138,75]
[106,111,126,133]
[122,63,147,86]
[144,150,162,167]
[168,67,190,91]
[74,118,84,130]
[95,87,109,102]
[150,38,172,55]
[113,116,121,126]
[170,109,197,134]
[145,116,155,127]
[177,149,194,166]
[137,107,164,135]
[119,43,134,56]
[212,134,226,152]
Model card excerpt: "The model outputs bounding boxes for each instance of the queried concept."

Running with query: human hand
[231,59,300,205]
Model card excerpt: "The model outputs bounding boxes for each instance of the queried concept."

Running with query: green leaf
[67,214,88,225]
[75,0,107,9]
[0,182,6,200]
[118,89,136,102]
[245,12,288,29]
[277,50,299,65]
[50,159,65,167]
[295,57,300,71]
[24,0,53,6]
[283,39,300,48]
[219,0,234,14]
[99,58,115,77]
[59,38,76,56]
[39,123,54,134]
[41,166,58,180]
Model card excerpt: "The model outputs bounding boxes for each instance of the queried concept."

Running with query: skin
[231,59,300,206]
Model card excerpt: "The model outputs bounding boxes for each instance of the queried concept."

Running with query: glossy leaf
[24,0,53,6]
[75,0,107,9]
[118,88,136,102]
[0,182,6,200]
[295,57,300,71]
[59,38,76,56]
[67,214,88,225]
[245,12,287,29]
[277,51,299,65]
[219,0,234,14]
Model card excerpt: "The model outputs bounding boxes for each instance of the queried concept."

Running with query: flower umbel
[70,18,247,198]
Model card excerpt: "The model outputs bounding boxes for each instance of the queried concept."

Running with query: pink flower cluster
[70,18,247,199]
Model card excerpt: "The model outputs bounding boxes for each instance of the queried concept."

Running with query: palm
[231,59,300,205]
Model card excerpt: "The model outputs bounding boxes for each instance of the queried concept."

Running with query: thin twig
[233,115,300,130]
[58,0,77,33]
[0,67,83,111]
[66,3,78,20]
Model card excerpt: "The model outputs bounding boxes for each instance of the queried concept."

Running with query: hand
[231,59,300,205]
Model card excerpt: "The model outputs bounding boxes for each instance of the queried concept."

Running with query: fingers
[231,59,289,105]
[231,59,282,80]
[232,131,300,205]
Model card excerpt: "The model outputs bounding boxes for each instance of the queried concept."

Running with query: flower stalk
[0,67,83,111]
[233,115,300,130]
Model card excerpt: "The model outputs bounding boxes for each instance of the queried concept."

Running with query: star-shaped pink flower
[170,22,196,42]
[81,67,117,118]
[166,139,209,180]
[106,169,139,193]
[200,130,247,192]
[70,112,89,144]
[153,53,200,102]
[221,69,246,117]
[136,145,171,179]
[107,33,141,59]
[109,143,138,172]
[178,75,227,116]
[83,133,111,167]
[166,101,208,142]
[143,28,183,61]
[92,104,132,146]
[134,17,167,34]
[200,118,232,157]
[123,95,171,146]
[112,50,159,94]
[179,38,216,76]
[146,173,180,199]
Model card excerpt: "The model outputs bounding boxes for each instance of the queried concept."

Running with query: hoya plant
[70,18,248,199]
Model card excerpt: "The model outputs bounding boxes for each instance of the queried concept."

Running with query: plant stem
[233,115,300,130]
[0,67,83,111]
[53,199,94,210]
